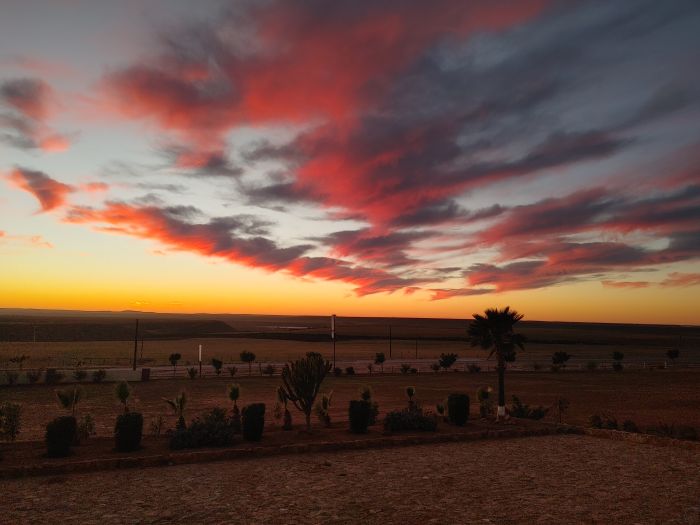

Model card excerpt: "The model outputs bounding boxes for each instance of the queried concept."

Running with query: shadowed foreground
[5,435,700,524]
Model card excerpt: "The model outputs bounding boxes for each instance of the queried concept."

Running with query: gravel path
[3,435,700,524]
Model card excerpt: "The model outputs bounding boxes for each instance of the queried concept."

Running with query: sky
[1,0,699,324]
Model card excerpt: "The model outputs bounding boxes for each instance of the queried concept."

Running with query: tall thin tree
[467,306,526,420]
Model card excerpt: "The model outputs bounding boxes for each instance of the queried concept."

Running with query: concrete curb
[0,425,579,480]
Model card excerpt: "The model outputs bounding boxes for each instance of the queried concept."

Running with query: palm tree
[56,385,84,417]
[467,306,526,420]
[240,351,256,376]
[228,383,241,432]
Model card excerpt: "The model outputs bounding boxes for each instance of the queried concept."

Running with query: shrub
[73,369,87,382]
[26,370,42,384]
[646,423,698,441]
[56,385,85,417]
[228,383,242,432]
[612,351,624,362]
[430,363,440,373]
[150,415,165,437]
[400,363,411,375]
[0,402,22,441]
[77,414,96,442]
[5,371,19,386]
[438,353,458,370]
[115,381,131,413]
[333,367,343,377]
[586,361,598,372]
[383,408,437,433]
[46,416,77,457]
[666,348,679,364]
[211,358,223,376]
[226,366,238,377]
[550,364,561,373]
[410,367,418,374]
[531,362,542,371]
[509,396,547,420]
[447,394,470,426]
[467,363,481,373]
[345,366,355,376]
[187,367,198,379]
[242,403,265,441]
[92,369,107,383]
[115,412,143,452]
[622,419,639,433]
[476,387,493,418]
[169,407,234,450]
[349,400,371,433]
[314,391,333,427]
[551,352,571,368]
[366,363,374,375]
[45,368,64,384]
[589,413,618,430]
[163,391,187,430]
[613,362,624,372]
[358,386,379,425]
[263,364,275,377]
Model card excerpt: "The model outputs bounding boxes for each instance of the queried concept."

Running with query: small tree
[366,363,373,375]
[240,351,256,375]
[227,366,238,377]
[552,352,571,369]
[115,381,131,413]
[374,352,386,373]
[439,352,458,370]
[168,353,181,376]
[406,386,416,410]
[163,391,187,430]
[263,364,275,377]
[211,358,223,376]
[228,383,241,431]
[430,362,440,373]
[666,348,679,365]
[56,385,84,417]
[0,402,22,441]
[280,352,332,431]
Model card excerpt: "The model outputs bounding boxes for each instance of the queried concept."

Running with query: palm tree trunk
[497,353,506,420]
[305,412,311,431]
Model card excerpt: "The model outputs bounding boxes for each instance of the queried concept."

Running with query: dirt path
[3,434,700,524]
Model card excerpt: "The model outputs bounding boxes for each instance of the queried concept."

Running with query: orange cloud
[7,167,74,212]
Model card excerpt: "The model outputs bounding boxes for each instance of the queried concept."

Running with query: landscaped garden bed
[0,417,577,479]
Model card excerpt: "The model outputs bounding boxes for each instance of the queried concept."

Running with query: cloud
[7,167,74,212]
[660,272,700,287]
[0,230,53,248]
[64,200,424,295]
[0,77,71,152]
[601,281,650,289]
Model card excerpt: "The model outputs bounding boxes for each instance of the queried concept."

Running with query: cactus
[163,391,187,430]
[314,391,333,427]
[228,383,241,432]
[280,352,332,431]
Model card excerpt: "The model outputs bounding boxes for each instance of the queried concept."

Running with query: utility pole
[132,319,139,370]
[389,325,392,358]
[415,339,418,359]
[331,314,336,368]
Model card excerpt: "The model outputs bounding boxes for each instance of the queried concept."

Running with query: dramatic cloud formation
[0,77,70,151]
[7,167,74,212]
[64,200,424,295]
[2,1,699,308]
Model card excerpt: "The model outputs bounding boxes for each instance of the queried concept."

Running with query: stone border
[582,427,700,451]
[0,425,579,480]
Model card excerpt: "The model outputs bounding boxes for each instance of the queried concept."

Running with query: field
[1,310,698,368]
[3,369,699,441]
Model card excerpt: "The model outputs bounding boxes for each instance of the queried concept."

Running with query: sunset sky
[1,0,699,324]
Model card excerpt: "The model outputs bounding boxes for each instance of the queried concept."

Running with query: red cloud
[601,281,650,289]
[7,168,74,212]
[64,201,424,295]
[660,272,700,287]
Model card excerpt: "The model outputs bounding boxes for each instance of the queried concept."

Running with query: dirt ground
[2,369,699,441]
[3,434,700,524]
